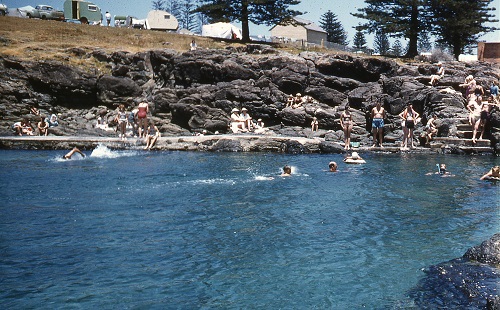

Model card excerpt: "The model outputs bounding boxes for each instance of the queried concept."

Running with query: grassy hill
[0,16,245,59]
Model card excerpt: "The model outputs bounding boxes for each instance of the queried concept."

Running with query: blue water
[0,146,498,309]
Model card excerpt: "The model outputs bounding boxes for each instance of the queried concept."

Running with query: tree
[418,31,432,53]
[152,0,166,10]
[319,10,348,45]
[178,0,198,31]
[428,0,498,60]
[352,0,429,58]
[167,0,182,20]
[353,29,367,50]
[391,40,404,56]
[193,0,302,42]
[373,29,390,55]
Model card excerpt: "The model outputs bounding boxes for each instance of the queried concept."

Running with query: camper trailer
[64,0,102,25]
[145,10,178,31]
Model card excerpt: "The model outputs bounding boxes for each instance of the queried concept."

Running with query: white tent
[202,22,242,40]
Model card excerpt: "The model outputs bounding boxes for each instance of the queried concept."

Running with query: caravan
[64,0,102,25]
[145,10,178,31]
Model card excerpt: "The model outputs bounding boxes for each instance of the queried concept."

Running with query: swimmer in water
[281,165,292,176]
[328,161,338,172]
[426,163,453,177]
[480,166,500,180]
[62,147,85,159]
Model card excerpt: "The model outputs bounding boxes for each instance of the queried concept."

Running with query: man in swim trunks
[63,147,85,159]
[371,102,386,147]
[480,166,500,180]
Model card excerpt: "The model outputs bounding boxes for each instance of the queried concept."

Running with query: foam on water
[90,144,139,158]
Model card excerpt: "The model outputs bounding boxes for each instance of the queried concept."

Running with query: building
[478,42,500,63]
[270,17,327,46]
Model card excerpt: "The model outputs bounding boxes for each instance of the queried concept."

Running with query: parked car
[0,4,8,16]
[27,4,64,20]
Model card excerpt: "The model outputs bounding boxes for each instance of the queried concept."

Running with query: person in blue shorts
[371,101,386,147]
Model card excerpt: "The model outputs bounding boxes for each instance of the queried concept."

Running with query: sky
[3,0,500,49]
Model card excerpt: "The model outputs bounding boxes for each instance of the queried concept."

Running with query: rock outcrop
[410,234,500,309]
[1,45,499,152]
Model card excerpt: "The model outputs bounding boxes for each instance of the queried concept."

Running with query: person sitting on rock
[144,122,160,150]
[30,105,40,116]
[293,93,304,108]
[37,116,49,136]
[20,118,34,136]
[429,62,445,86]
[286,94,294,108]
[240,108,253,131]
[47,113,59,127]
[254,118,268,134]
[230,108,246,133]
[424,114,438,145]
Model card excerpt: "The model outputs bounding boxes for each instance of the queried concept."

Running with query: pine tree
[418,31,432,53]
[178,0,198,31]
[152,0,166,10]
[373,29,390,55]
[193,0,302,42]
[319,10,348,45]
[168,0,182,20]
[353,30,367,50]
[428,0,498,60]
[352,0,429,58]
[391,40,403,57]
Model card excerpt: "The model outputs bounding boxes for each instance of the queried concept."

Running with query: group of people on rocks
[110,102,160,149]
[285,93,316,109]
[13,106,58,136]
[460,76,499,143]
[230,107,266,134]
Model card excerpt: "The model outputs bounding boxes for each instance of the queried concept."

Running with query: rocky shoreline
[1,45,499,154]
[0,134,493,155]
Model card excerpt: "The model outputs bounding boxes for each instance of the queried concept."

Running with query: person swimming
[62,147,85,159]
[480,166,500,180]
[344,152,366,164]
[328,161,338,172]
[281,165,292,176]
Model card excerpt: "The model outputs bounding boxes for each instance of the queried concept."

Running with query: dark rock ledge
[410,234,500,309]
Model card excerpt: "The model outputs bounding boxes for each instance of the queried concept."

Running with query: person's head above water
[329,161,338,172]
[439,163,447,173]
[282,165,292,175]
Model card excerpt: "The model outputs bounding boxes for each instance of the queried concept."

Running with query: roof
[271,17,327,34]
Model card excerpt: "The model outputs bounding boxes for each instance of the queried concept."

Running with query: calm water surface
[0,147,498,309]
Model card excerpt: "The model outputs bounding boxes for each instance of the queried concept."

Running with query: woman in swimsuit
[399,104,420,149]
[116,104,127,140]
[340,105,354,150]
[137,102,149,138]
[37,116,49,136]
[144,122,160,150]
[472,100,495,143]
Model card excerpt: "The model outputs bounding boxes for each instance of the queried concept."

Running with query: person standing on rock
[137,102,149,138]
[116,104,127,140]
[105,11,111,27]
[340,105,354,150]
[371,101,386,148]
[399,103,420,150]
[311,117,319,132]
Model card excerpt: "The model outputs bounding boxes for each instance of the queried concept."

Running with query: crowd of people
[10,72,500,152]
